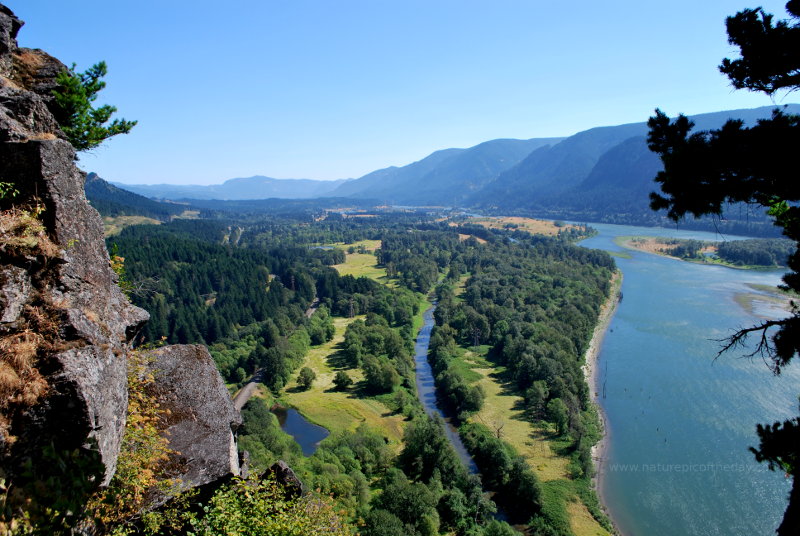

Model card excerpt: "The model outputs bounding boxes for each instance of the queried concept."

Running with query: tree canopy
[51,61,137,151]
[647,3,800,533]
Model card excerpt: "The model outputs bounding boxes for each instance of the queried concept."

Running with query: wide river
[580,223,800,536]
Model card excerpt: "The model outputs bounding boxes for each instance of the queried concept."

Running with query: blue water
[581,223,799,536]
[414,304,480,473]
[271,406,329,456]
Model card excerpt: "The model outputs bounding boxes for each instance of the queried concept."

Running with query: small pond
[271,406,330,456]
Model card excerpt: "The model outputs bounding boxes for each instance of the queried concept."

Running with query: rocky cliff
[0,3,240,524]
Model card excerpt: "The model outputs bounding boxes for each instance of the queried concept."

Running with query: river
[414,303,479,473]
[580,223,799,536]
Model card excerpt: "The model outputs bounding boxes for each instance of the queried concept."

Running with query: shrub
[187,475,352,535]
[297,367,316,390]
[332,371,352,391]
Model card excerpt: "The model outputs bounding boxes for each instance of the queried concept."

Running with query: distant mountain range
[105,104,800,230]
[115,176,349,200]
[329,137,564,205]
[467,105,800,227]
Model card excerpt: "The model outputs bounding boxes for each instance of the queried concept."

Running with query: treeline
[460,423,544,525]
[716,238,793,267]
[662,238,705,259]
[112,218,429,386]
[428,324,485,420]
[429,233,615,532]
[660,237,793,267]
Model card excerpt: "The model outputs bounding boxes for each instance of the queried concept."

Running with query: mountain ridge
[108,104,800,231]
[115,175,349,200]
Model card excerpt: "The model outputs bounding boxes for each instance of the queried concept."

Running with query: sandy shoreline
[582,269,623,532]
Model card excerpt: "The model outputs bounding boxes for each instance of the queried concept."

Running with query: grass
[466,216,578,237]
[607,250,632,259]
[330,240,394,285]
[103,215,161,237]
[469,364,570,483]
[458,233,487,244]
[461,347,612,536]
[453,273,470,298]
[412,293,433,335]
[174,209,200,219]
[281,317,407,448]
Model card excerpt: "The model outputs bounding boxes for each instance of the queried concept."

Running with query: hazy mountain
[330,138,564,205]
[470,105,800,225]
[85,173,185,220]
[114,176,349,201]
[107,104,799,231]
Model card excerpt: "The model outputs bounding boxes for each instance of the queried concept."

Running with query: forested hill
[85,172,186,220]
[116,175,349,200]
[328,137,564,205]
[110,104,800,235]
[469,104,800,231]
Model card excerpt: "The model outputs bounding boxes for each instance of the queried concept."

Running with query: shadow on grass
[326,343,352,371]
[285,385,312,394]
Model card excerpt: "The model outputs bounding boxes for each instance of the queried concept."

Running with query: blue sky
[5,0,794,185]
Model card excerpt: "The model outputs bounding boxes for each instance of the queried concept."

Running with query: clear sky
[4,0,794,185]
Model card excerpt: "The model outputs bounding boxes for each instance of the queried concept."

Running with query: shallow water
[581,223,799,536]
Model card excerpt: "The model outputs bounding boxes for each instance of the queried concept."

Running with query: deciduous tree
[296,366,315,390]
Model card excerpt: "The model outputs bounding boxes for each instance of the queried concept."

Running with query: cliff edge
[0,3,240,525]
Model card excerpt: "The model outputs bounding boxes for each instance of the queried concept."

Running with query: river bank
[580,222,795,535]
[615,235,789,271]
[582,269,623,532]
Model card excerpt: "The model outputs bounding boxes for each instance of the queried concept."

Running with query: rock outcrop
[147,345,241,489]
[0,2,239,509]
[0,4,147,486]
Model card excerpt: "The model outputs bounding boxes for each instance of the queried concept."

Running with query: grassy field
[285,239,424,448]
[281,316,407,448]
[330,239,393,284]
[102,215,161,237]
[466,216,578,237]
[455,346,611,536]
[457,233,488,244]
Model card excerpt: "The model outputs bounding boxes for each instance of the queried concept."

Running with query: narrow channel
[414,303,480,473]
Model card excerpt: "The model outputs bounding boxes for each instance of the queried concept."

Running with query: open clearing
[463,349,610,536]
[282,316,407,448]
[331,239,392,283]
[102,215,160,237]
[466,216,578,237]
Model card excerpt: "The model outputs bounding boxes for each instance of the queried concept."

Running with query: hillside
[330,137,564,205]
[111,105,800,235]
[85,172,186,220]
[117,175,348,200]
[470,105,800,230]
